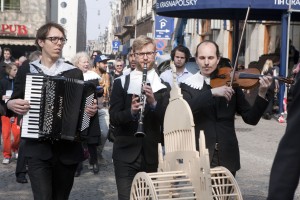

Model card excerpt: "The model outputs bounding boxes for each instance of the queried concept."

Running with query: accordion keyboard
[22,74,44,139]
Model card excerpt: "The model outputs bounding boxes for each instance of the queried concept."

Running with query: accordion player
[21,73,96,141]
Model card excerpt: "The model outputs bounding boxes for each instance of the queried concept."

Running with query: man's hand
[211,85,235,102]
[85,99,97,117]
[2,95,10,101]
[7,99,30,115]
[131,94,141,115]
[258,76,273,99]
[143,85,157,107]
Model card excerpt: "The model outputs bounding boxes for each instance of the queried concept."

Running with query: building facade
[0,0,48,58]
[0,0,87,61]
[109,0,300,69]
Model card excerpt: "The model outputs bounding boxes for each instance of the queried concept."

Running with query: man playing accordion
[6,22,98,200]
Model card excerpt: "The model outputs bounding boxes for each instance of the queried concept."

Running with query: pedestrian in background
[0,47,15,80]
[71,51,102,175]
[160,45,192,87]
[123,47,136,76]
[92,54,111,162]
[93,54,111,108]
[111,58,124,80]
[0,63,20,165]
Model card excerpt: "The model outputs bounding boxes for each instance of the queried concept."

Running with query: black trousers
[27,156,78,200]
[113,153,157,200]
[87,143,98,165]
[211,149,236,177]
[15,139,27,177]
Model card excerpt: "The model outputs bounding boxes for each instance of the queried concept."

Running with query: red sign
[156,39,167,50]
[0,24,28,36]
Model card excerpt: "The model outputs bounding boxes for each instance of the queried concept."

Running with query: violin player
[180,40,273,176]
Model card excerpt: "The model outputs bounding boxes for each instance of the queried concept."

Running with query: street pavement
[0,115,300,200]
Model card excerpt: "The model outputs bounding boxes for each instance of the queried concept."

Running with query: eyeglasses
[45,37,67,44]
[116,65,123,67]
[92,54,97,57]
[134,51,156,58]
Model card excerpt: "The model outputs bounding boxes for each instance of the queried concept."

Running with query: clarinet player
[6,22,98,200]
[109,35,171,200]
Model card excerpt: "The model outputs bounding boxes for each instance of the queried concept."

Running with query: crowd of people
[0,21,299,200]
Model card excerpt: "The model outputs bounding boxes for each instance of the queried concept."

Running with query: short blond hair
[132,35,156,52]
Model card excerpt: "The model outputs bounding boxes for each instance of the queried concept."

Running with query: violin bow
[229,5,251,87]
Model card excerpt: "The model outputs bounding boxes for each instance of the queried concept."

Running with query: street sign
[112,40,121,51]
[155,16,174,40]
[156,50,163,56]
[156,39,167,50]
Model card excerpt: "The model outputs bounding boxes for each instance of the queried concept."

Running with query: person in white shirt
[160,45,193,87]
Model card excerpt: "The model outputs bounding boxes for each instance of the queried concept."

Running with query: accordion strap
[31,63,45,74]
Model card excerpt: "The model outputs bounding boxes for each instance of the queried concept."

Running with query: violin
[210,67,294,89]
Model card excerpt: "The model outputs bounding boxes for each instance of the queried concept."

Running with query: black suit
[7,63,85,200]
[180,82,269,172]
[109,75,170,200]
[267,79,300,200]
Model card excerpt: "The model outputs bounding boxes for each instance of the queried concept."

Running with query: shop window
[4,0,20,10]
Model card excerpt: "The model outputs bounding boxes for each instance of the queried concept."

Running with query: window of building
[3,0,20,10]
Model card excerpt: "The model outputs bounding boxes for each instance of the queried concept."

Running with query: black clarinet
[134,63,147,137]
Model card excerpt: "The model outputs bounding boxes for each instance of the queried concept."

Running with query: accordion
[21,73,95,141]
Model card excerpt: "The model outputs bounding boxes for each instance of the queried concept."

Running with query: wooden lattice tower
[130,62,243,200]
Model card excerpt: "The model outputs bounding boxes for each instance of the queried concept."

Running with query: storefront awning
[0,38,35,46]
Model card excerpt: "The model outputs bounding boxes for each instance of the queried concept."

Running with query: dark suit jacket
[7,63,85,165]
[80,79,101,145]
[0,76,13,115]
[109,75,170,167]
[268,79,300,200]
[180,82,269,172]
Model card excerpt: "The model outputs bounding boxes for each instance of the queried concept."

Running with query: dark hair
[171,45,191,63]
[195,40,220,58]
[35,22,66,51]
[3,47,12,54]
[91,50,102,58]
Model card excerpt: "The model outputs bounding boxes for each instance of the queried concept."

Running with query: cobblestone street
[0,116,300,200]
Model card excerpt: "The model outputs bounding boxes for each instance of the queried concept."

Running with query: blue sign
[112,40,121,51]
[156,0,300,21]
[156,50,163,56]
[155,16,174,40]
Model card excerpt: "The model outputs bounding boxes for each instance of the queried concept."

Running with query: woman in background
[72,51,102,176]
